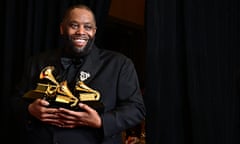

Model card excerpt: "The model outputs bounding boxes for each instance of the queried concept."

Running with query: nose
[76,25,85,34]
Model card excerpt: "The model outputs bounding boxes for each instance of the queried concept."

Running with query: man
[11,4,146,144]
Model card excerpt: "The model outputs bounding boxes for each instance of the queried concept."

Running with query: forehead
[68,8,95,23]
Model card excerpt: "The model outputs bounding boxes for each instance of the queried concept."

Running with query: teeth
[75,39,85,42]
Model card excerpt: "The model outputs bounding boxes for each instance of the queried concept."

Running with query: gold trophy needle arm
[57,81,79,107]
[75,81,100,101]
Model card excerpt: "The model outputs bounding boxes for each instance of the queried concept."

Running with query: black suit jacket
[11,45,146,144]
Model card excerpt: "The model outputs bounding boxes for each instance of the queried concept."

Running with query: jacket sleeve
[10,56,40,127]
[101,58,146,137]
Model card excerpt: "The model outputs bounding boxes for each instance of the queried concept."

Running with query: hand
[28,98,63,127]
[57,103,102,128]
[125,136,140,144]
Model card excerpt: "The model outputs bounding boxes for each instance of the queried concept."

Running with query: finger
[49,121,64,127]
[41,112,60,121]
[57,112,76,120]
[47,108,59,114]
[42,117,62,124]
[38,98,50,106]
[78,103,95,113]
[59,107,83,117]
[58,107,74,114]
[61,124,75,128]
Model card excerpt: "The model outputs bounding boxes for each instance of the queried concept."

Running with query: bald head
[61,5,96,28]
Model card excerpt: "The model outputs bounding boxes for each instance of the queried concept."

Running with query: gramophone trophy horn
[40,66,59,85]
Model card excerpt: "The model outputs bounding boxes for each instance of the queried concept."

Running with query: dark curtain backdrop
[145,0,240,144]
[3,0,240,143]
[2,0,111,142]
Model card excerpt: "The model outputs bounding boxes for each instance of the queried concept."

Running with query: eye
[84,24,94,31]
[69,23,79,29]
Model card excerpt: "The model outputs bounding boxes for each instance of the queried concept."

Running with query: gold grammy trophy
[23,66,104,113]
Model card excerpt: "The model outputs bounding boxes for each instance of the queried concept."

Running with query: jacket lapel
[77,46,102,84]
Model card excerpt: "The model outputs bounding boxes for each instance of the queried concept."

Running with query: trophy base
[48,100,104,114]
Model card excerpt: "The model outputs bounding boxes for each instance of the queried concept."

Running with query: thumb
[79,102,94,112]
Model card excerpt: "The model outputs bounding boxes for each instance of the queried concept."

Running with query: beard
[61,34,95,58]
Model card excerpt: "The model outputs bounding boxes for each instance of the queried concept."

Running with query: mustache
[60,34,95,57]
[69,34,89,41]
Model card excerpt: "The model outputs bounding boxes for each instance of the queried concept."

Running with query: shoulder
[96,47,133,64]
[29,48,60,62]
[32,48,60,60]
[27,48,61,71]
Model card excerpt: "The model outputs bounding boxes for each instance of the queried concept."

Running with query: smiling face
[60,6,97,55]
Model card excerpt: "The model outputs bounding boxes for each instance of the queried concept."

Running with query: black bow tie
[61,57,83,70]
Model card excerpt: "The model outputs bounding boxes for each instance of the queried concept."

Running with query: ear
[60,24,64,35]
[93,27,97,35]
